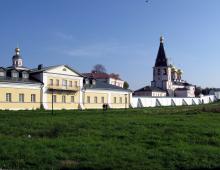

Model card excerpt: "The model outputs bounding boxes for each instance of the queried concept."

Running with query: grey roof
[12,54,22,60]
[155,41,168,67]
[175,88,189,91]
[30,64,84,77]
[210,88,220,92]
[134,86,166,93]
[0,77,42,85]
[173,81,193,86]
[84,80,131,92]
[0,66,41,85]
[6,66,30,71]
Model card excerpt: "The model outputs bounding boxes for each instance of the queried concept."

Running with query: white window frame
[52,95,57,103]
[6,93,12,102]
[87,96,90,103]
[31,94,36,103]
[19,93,24,103]
[94,96,98,103]
[62,95,66,103]
[71,96,74,103]
[101,97,105,103]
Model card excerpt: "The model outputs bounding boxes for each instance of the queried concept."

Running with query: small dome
[15,48,20,53]
[12,47,22,60]
[177,69,183,74]
[12,54,22,60]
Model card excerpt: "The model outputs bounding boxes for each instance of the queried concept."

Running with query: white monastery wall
[131,95,217,108]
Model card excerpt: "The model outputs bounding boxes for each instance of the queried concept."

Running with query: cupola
[12,48,23,68]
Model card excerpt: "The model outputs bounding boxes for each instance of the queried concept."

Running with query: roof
[210,88,220,92]
[134,86,166,93]
[84,80,131,92]
[173,81,193,86]
[155,38,168,67]
[0,66,42,85]
[175,88,189,91]
[0,77,42,85]
[6,66,30,71]
[12,54,22,60]
[82,72,123,81]
[30,65,83,77]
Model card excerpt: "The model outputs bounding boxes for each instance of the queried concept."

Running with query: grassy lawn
[0,103,220,170]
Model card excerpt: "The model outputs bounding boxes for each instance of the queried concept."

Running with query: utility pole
[52,89,54,115]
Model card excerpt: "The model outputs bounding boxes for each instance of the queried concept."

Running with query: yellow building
[30,64,84,110]
[0,48,132,110]
[0,48,42,110]
[82,78,131,109]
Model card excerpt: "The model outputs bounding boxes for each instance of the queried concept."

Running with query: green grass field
[0,103,220,170]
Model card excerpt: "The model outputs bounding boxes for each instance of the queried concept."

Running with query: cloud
[53,32,74,40]
[61,42,148,59]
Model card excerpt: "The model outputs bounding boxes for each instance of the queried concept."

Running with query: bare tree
[92,64,107,73]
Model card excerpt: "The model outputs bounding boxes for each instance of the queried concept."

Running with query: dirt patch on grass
[59,160,79,170]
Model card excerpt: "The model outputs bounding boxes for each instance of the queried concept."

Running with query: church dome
[12,48,22,60]
[177,69,183,74]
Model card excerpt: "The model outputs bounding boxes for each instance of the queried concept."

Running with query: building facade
[0,48,131,110]
[134,36,195,98]
[83,72,125,88]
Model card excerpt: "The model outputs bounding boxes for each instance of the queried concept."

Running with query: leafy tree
[92,64,107,73]
[123,81,129,89]
[195,86,202,97]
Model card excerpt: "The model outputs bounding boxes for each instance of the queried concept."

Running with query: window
[69,81,72,87]
[163,68,167,75]
[12,71,18,78]
[19,94,24,103]
[62,95,66,103]
[6,93,12,102]
[50,79,53,85]
[22,72,29,79]
[74,81,78,87]
[157,69,161,75]
[125,97,128,104]
[56,79,59,86]
[87,96,90,103]
[31,94,36,103]
[0,71,5,77]
[62,80,67,87]
[101,97,105,103]
[114,97,117,104]
[52,95,57,103]
[94,97,98,103]
[120,97,122,104]
[71,96,74,103]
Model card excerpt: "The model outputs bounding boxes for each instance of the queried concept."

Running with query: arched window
[163,68,167,75]
[157,69,161,75]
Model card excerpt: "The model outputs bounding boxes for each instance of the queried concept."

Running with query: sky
[0,0,220,90]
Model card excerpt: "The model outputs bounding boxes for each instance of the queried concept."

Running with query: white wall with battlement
[131,95,217,108]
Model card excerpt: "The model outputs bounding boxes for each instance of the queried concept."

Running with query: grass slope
[0,103,220,170]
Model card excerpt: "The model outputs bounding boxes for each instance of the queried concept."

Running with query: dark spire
[154,36,168,67]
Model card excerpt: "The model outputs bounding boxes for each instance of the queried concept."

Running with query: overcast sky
[0,0,220,90]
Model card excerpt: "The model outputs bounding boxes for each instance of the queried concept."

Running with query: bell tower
[151,36,172,92]
[12,48,23,68]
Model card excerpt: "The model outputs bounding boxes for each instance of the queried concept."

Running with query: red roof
[82,72,122,80]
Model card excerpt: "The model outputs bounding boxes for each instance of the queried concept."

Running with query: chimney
[38,64,43,70]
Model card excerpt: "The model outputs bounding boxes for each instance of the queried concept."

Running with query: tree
[123,81,129,89]
[92,64,107,73]
[195,86,202,97]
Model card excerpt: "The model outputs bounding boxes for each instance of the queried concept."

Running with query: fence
[131,95,217,108]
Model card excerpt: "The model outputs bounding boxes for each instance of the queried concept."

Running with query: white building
[209,89,220,100]
[82,72,125,88]
[134,36,195,98]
